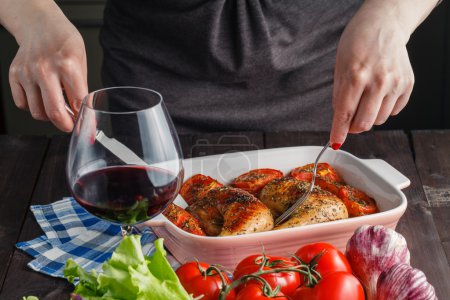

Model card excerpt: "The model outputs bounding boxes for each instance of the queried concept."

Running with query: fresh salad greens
[64,236,192,300]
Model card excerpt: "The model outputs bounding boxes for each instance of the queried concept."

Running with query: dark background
[0,0,448,135]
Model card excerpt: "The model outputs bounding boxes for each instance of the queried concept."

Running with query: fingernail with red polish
[331,143,342,150]
[90,135,96,145]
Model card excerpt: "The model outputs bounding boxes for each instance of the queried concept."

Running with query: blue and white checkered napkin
[16,197,179,278]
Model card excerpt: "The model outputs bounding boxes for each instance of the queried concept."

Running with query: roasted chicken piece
[231,168,284,196]
[259,177,310,218]
[259,177,348,229]
[186,186,274,236]
[163,203,206,236]
[290,163,378,217]
[179,174,223,205]
[274,192,348,230]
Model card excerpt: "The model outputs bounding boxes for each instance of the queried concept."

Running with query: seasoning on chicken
[186,186,274,236]
[274,191,348,230]
[163,203,206,236]
[290,163,378,217]
[179,174,223,205]
[259,177,310,218]
[259,177,348,229]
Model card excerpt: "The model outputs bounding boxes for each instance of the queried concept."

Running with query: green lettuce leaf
[64,236,191,300]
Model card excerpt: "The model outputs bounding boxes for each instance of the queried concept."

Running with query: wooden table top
[0,130,449,299]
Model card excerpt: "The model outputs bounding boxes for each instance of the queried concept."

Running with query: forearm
[0,0,64,45]
[356,0,440,44]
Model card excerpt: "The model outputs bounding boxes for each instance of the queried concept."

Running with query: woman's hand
[330,0,439,148]
[1,0,87,132]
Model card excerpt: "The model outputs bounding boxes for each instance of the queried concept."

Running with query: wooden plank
[0,136,48,290]
[1,135,72,299]
[265,130,450,299]
[190,132,264,157]
[265,131,329,148]
[412,130,450,208]
[412,130,450,263]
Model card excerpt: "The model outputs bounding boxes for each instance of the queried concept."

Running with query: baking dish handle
[362,159,411,190]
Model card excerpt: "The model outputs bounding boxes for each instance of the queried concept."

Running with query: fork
[274,141,331,226]
[65,104,148,166]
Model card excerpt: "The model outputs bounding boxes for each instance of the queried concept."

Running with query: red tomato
[233,255,300,297]
[231,169,283,196]
[236,283,288,300]
[293,272,365,300]
[293,243,352,285]
[290,163,343,184]
[176,261,235,300]
[179,174,223,205]
[162,204,205,236]
[290,163,344,195]
[338,185,378,217]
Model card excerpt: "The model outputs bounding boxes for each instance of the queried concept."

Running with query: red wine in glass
[72,165,182,225]
[66,87,184,236]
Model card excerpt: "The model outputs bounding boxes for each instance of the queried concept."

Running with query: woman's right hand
[4,0,88,132]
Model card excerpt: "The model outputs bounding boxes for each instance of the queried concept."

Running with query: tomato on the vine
[293,271,365,300]
[293,242,352,285]
[176,261,235,300]
[233,254,300,297]
[236,283,288,300]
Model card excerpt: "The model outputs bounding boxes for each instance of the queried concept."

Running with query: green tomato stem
[218,266,312,300]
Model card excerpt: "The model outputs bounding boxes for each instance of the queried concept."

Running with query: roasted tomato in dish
[290,163,343,195]
[176,261,235,300]
[179,174,223,205]
[338,185,378,217]
[292,243,352,285]
[236,283,288,300]
[293,271,364,300]
[231,168,283,196]
[163,203,205,236]
[233,254,300,297]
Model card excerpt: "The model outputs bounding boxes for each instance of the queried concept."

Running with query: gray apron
[100,0,363,133]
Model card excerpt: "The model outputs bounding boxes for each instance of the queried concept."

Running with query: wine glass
[66,87,184,236]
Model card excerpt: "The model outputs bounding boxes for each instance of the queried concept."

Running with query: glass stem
[121,225,133,237]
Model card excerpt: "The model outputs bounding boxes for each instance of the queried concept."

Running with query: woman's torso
[100,0,363,133]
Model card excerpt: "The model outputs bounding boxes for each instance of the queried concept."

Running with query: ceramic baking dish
[144,146,410,270]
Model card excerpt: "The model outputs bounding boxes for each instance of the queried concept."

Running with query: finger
[9,78,29,111]
[392,83,413,116]
[330,78,365,146]
[349,83,386,134]
[22,82,48,121]
[60,61,88,114]
[39,73,75,132]
[374,93,399,125]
